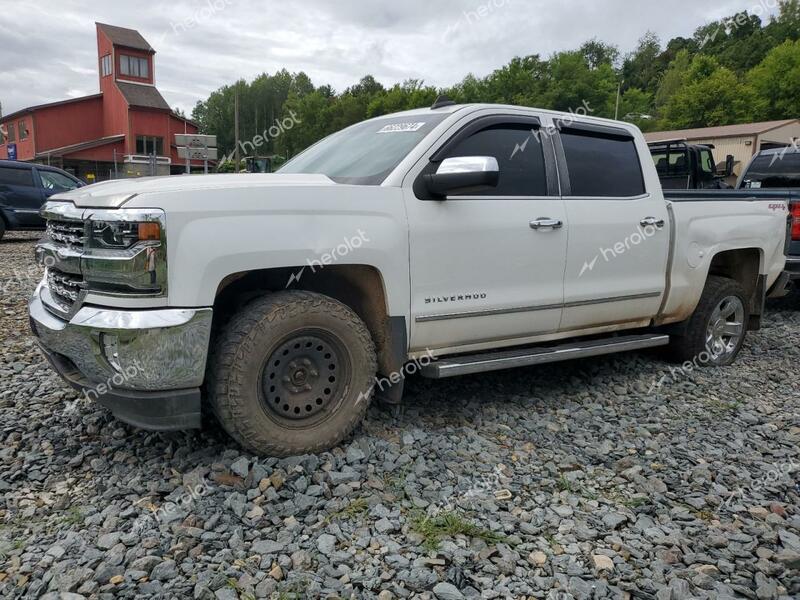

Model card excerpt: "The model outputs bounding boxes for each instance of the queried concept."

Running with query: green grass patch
[622,497,648,509]
[275,578,309,599]
[59,507,84,527]
[557,475,574,492]
[410,510,504,552]
[325,498,369,523]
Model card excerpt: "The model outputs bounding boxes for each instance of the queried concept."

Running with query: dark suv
[0,160,85,241]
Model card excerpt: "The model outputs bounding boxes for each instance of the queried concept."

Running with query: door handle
[640,217,665,229]
[530,218,563,231]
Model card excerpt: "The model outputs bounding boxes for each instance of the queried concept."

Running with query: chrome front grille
[46,219,86,251]
[46,269,86,308]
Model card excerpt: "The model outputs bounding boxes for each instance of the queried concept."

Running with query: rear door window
[561,129,646,197]
[0,167,34,187]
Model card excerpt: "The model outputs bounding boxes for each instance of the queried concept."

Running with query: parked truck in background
[648,140,734,190]
[29,102,792,456]
[738,146,800,284]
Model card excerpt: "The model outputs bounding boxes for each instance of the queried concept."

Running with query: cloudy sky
[0,0,781,116]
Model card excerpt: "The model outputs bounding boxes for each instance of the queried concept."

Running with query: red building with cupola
[0,23,201,180]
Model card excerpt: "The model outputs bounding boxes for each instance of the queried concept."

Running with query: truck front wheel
[208,291,377,456]
[665,275,750,367]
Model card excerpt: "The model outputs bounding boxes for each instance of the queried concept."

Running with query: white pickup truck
[29,101,792,456]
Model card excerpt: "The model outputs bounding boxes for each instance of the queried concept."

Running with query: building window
[18,120,29,140]
[6,123,15,143]
[0,124,5,145]
[120,55,149,78]
[136,135,164,156]
[100,54,112,77]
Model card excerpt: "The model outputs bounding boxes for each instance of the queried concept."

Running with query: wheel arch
[706,247,764,329]
[212,264,408,380]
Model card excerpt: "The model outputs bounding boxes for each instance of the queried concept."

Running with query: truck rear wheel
[208,291,377,456]
[664,275,749,367]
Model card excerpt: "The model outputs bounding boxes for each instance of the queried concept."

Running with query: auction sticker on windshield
[377,122,426,134]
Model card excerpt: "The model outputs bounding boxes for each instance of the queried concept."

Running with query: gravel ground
[1,231,799,600]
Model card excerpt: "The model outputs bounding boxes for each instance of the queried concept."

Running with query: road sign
[175,134,217,148]
[7,143,17,161]
[178,146,218,161]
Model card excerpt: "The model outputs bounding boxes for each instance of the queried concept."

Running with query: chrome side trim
[416,292,663,323]
[416,302,562,323]
[562,291,662,308]
[421,334,670,378]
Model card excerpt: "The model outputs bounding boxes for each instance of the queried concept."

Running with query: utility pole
[614,80,624,121]
[234,89,240,168]
[184,116,189,175]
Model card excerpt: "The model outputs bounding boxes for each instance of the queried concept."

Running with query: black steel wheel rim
[259,330,350,427]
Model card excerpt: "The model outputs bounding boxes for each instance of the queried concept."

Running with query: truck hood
[52,173,337,208]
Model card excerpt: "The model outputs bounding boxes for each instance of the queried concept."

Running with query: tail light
[793,202,800,241]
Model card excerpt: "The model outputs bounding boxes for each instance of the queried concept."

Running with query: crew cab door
[555,121,670,331]
[403,114,568,353]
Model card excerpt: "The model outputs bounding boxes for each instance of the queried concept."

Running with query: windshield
[742,152,800,188]
[278,115,447,185]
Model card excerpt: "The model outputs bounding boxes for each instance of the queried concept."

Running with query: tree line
[191,1,800,167]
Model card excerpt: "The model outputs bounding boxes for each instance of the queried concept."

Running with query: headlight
[81,209,168,297]
[90,221,161,249]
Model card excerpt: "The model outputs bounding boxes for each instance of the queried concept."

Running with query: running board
[421,334,670,379]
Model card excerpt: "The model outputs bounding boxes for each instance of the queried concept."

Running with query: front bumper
[29,284,212,430]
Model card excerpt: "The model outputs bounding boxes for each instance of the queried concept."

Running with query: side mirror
[725,155,735,178]
[424,156,500,198]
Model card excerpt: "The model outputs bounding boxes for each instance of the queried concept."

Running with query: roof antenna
[431,95,456,110]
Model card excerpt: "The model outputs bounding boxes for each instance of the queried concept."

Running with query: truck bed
[664,189,800,202]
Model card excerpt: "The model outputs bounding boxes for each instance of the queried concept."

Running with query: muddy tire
[207,291,377,456]
[664,276,749,367]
